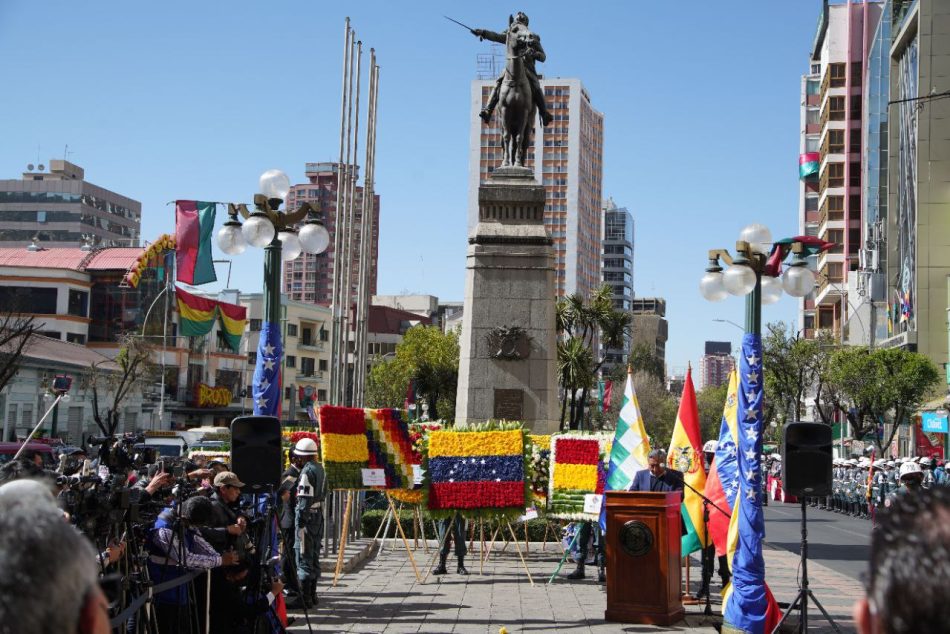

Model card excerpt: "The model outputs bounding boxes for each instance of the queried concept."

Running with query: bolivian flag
[667,367,706,555]
[175,286,246,353]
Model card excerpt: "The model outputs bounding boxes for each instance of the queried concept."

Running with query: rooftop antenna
[64,144,73,161]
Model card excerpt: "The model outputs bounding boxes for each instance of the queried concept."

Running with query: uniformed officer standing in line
[870,459,887,516]
[279,448,304,603]
[920,456,936,489]
[886,461,925,507]
[831,459,843,513]
[885,460,899,499]
[293,437,326,609]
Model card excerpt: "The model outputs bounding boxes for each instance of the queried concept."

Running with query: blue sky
[0,1,824,374]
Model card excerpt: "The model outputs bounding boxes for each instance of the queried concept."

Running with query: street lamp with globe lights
[215,169,330,414]
[698,225,821,625]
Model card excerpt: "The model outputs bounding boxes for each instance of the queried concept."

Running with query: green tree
[761,322,834,426]
[365,325,460,421]
[820,347,941,453]
[627,342,665,383]
[696,382,729,444]
[632,371,678,448]
[556,285,631,430]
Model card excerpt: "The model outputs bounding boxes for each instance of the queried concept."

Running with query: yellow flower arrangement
[321,433,370,463]
[427,430,522,458]
[528,434,551,450]
[388,489,424,505]
[552,462,598,492]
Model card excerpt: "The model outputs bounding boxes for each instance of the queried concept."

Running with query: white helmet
[294,437,320,456]
[920,456,933,465]
[899,461,923,479]
[846,459,857,466]
[886,460,896,468]
[703,440,718,453]
[872,459,886,468]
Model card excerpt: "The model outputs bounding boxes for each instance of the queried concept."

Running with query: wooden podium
[604,491,683,625]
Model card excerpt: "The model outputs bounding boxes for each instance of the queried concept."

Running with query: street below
[763,500,871,583]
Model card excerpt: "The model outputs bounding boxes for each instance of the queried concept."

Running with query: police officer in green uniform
[293,437,326,609]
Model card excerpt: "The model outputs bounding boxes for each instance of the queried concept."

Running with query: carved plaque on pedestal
[493,388,524,421]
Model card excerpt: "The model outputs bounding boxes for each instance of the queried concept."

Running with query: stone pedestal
[455,167,558,433]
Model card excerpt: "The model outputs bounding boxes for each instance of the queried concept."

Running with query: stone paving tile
[287,540,861,633]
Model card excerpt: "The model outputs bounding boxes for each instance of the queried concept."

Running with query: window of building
[827,229,844,252]
[319,359,328,372]
[286,355,296,369]
[806,78,820,95]
[828,129,845,154]
[67,289,88,318]
[851,61,862,85]
[828,196,844,212]
[849,228,861,251]
[850,128,862,153]
[318,389,327,402]
[828,163,845,187]
[829,96,845,120]
[826,262,844,281]
[319,327,329,342]
[300,357,315,376]
[805,196,819,212]
[830,63,846,87]
[38,331,61,340]
[249,319,262,331]
[286,323,298,337]
[805,135,820,152]
[818,308,835,329]
[0,286,57,314]
[66,332,86,345]
[806,108,820,125]
[850,95,862,120]
[301,328,313,346]
[849,195,862,218]
[248,351,257,364]
[849,162,861,187]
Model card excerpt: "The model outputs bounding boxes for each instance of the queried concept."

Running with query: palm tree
[556,284,631,430]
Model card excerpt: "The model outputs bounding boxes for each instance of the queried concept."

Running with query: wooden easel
[331,490,422,586]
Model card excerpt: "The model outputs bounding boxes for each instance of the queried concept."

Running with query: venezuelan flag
[427,430,525,512]
[703,370,740,556]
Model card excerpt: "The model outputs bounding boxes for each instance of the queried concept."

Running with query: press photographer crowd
[0,433,326,634]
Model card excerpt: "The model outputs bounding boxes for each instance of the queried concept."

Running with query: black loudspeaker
[230,416,282,492]
[782,422,833,497]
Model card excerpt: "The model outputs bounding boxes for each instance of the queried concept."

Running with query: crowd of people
[0,436,326,634]
[765,453,947,519]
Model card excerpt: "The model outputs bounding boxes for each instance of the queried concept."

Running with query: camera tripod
[771,500,841,633]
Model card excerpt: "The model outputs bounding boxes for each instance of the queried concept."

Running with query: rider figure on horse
[471,12,554,127]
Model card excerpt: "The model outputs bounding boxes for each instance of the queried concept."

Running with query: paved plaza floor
[287,536,862,633]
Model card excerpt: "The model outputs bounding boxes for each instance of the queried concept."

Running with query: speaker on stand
[230,415,282,493]
[773,422,841,634]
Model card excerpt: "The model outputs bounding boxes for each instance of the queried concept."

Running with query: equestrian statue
[450,12,553,168]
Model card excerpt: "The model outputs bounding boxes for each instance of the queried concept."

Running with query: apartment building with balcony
[630,297,668,375]
[799,1,883,341]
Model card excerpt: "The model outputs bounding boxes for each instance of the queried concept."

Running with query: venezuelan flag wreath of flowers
[424,421,531,520]
[547,432,612,520]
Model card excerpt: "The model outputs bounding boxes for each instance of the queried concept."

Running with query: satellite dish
[27,164,34,171]
[37,164,45,171]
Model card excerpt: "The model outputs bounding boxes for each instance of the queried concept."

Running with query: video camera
[86,433,153,472]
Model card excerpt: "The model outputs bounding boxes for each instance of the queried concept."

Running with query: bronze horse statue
[497,22,538,168]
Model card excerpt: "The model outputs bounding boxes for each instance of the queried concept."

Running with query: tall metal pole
[354,54,377,404]
[341,41,362,407]
[264,235,283,338]
[334,33,356,405]
[329,19,351,406]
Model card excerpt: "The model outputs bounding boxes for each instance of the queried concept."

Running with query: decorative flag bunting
[174,286,247,353]
[252,321,282,418]
[599,370,651,533]
[667,367,707,556]
[702,370,740,556]
[722,333,781,634]
[175,201,217,285]
[602,380,613,413]
[762,236,835,277]
[425,428,527,518]
[547,434,610,520]
[798,152,820,179]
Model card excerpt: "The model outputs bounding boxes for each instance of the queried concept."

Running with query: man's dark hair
[180,495,214,525]
[868,486,950,633]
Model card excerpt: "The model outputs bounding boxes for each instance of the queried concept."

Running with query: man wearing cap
[293,437,326,609]
[201,471,248,553]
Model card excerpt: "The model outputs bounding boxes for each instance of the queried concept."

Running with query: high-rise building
[469,78,604,298]
[0,160,141,248]
[630,297,667,374]
[798,1,882,341]
[699,341,735,390]
[601,198,634,369]
[282,162,379,306]
[879,0,950,367]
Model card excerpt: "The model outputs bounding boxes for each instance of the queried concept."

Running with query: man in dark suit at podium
[628,449,685,493]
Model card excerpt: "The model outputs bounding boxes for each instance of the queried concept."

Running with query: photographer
[0,479,111,634]
[208,563,284,634]
[147,495,239,633]
[201,471,251,632]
